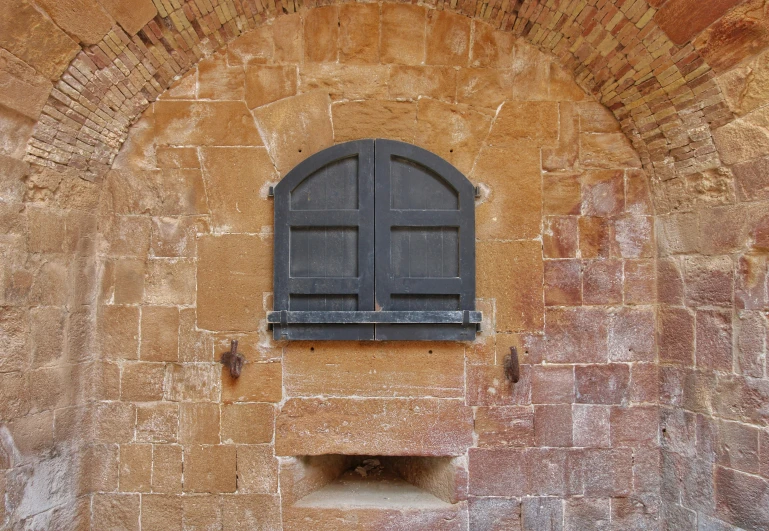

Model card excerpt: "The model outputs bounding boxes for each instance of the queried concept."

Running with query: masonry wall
[85,7,660,529]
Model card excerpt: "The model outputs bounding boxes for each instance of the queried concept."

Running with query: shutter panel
[374,140,477,341]
[272,140,375,340]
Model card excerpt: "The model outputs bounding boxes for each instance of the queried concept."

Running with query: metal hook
[220,339,245,378]
[504,346,520,384]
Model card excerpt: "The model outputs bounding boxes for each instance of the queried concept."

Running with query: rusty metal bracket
[220,339,245,378]
[504,346,520,384]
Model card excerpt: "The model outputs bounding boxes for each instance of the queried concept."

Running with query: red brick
[696,309,733,371]
[531,365,575,404]
[575,364,630,405]
[475,406,534,448]
[535,404,573,447]
[658,306,695,366]
[583,259,623,305]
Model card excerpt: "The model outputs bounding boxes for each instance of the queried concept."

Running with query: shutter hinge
[474,185,481,198]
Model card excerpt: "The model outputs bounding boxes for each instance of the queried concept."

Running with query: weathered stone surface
[580,133,642,169]
[237,445,278,493]
[414,99,491,174]
[695,0,769,73]
[714,112,769,165]
[332,100,417,143]
[471,21,515,69]
[487,102,558,146]
[136,403,177,443]
[658,306,695,365]
[543,102,579,171]
[389,65,457,102]
[475,406,534,448]
[106,169,208,216]
[426,10,470,66]
[381,4,426,65]
[715,466,769,529]
[153,446,182,494]
[140,306,178,362]
[227,25,272,66]
[184,445,236,493]
[284,342,464,398]
[275,398,473,456]
[583,260,622,305]
[544,307,608,364]
[245,65,297,109]
[141,495,182,531]
[696,309,733,371]
[150,216,205,258]
[0,0,80,80]
[154,101,262,147]
[472,145,541,240]
[582,170,624,217]
[198,234,273,332]
[732,155,769,201]
[339,3,379,64]
[304,5,338,63]
[543,217,578,259]
[477,241,544,332]
[572,404,611,448]
[97,0,156,35]
[119,444,152,492]
[535,404,573,447]
[121,363,165,401]
[283,503,465,531]
[197,54,245,101]
[456,68,514,109]
[466,363,532,407]
[469,497,521,531]
[199,147,276,233]
[655,0,743,45]
[253,91,333,175]
[222,361,282,403]
[0,49,52,120]
[0,104,34,159]
[684,255,734,307]
[92,494,140,531]
[544,260,581,305]
[144,259,196,306]
[179,402,219,445]
[98,305,139,360]
[221,403,274,444]
[717,47,769,116]
[35,0,113,45]
[273,14,302,63]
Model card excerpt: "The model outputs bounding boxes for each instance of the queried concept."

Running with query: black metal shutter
[374,140,477,341]
[272,140,375,340]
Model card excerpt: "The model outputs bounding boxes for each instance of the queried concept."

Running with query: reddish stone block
[564,498,610,531]
[579,217,611,258]
[468,449,526,496]
[543,217,579,259]
[583,259,622,305]
[572,448,633,497]
[179,403,220,445]
[658,258,685,305]
[535,404,573,447]
[733,155,769,201]
[237,445,278,494]
[611,406,659,448]
[717,419,760,474]
[531,365,575,404]
[475,406,535,448]
[684,256,734,307]
[609,307,656,362]
[655,0,743,44]
[152,445,182,494]
[634,448,662,494]
[658,306,695,366]
[136,403,178,444]
[221,403,274,445]
[695,0,769,73]
[339,4,380,64]
[304,6,338,63]
[425,10,470,66]
[582,170,624,217]
[544,260,581,306]
[760,429,769,480]
[522,497,564,529]
[735,254,769,310]
[544,307,609,364]
[222,495,281,531]
[466,363,532,406]
[468,496,521,531]
[696,309,734,371]
[611,495,661,529]
[629,363,659,405]
[543,173,581,215]
[380,4,426,65]
[612,215,654,259]
[572,404,611,448]
[715,466,769,529]
[625,169,653,215]
[624,259,655,305]
[575,364,630,405]
[736,310,767,378]
[527,448,573,495]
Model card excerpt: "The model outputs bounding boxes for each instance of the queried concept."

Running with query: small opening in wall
[310,346,314,352]
[449,149,453,153]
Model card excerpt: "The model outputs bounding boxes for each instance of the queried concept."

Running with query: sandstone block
[136,403,178,443]
[472,146,541,241]
[300,63,389,101]
[222,361,282,403]
[456,68,514,109]
[304,6,338,63]
[542,102,579,171]
[716,419,760,474]
[466,363,531,406]
[717,47,769,116]
[119,444,152,492]
[237,445,278,493]
[121,362,165,401]
[608,307,656,362]
[152,445,182,494]
[155,147,199,169]
[381,4,426,65]
[154,101,262,147]
[487,102,558,146]
[197,54,245,101]
[471,21,515,68]
[696,309,733,371]
[715,466,769,529]
[7,410,53,463]
[332,100,417,143]
[92,493,140,531]
[522,497,564,529]
[475,406,534,448]
[531,365,575,404]
[283,503,464,531]
[184,445,237,493]
[468,496,521,530]
[141,495,182,531]
[543,217,579,259]
[33,0,113,44]
[613,215,654,259]
[544,259,581,306]
[284,342,463,398]
[111,259,145,305]
[165,363,220,402]
[572,404,611,448]
[610,406,659,448]
[276,398,473,456]
[732,155,769,201]
[581,170,624,217]
[227,25,273,66]
[0,105,34,158]
[98,305,139,360]
[426,10,470,66]
[388,66,457,102]
[198,234,272,332]
[274,14,302,63]
[339,4,379,64]
[414,98,491,174]
[253,91,333,175]
[579,216,611,258]
[580,133,642,169]
[578,102,621,133]
[221,403,274,444]
[200,147,277,233]
[0,371,29,421]
[98,0,156,34]
[477,240,544,332]
[93,402,136,443]
[150,216,205,258]
[245,65,297,109]
[100,215,151,257]
[583,259,623,305]
[713,114,769,165]
[544,307,608,363]
[179,402,220,445]
[575,364,630,406]
[29,306,65,367]
[0,49,52,121]
[144,259,196,306]
[684,255,734,307]
[139,306,179,363]
[535,404,573,447]
[655,0,742,44]
[182,495,221,529]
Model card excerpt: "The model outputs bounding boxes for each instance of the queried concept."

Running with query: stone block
[222,495,281,530]
[466,363,531,406]
[521,497,564,530]
[222,361,282,403]
[142,256,196,303]
[227,25,272,66]
[244,65,297,109]
[629,363,659,405]
[182,495,220,529]
[611,406,659,448]
[276,398,473,456]
[154,101,262,147]
[140,306,179,362]
[253,90,333,175]
[544,259,581,306]
[471,21,515,68]
[7,410,53,462]
[469,448,528,496]
[29,306,65,367]
[487,102,558,146]
[543,217,579,259]
[544,307,609,364]
[179,402,220,445]
[304,5,338,63]
[579,216,612,258]
[613,215,654,259]
[426,10,470,66]
[221,403,274,444]
[684,255,734,307]
[0,105,34,158]
[655,0,742,44]
[715,466,769,529]
[564,498,610,531]
[531,365,575,404]
[659,306,696,366]
[92,493,140,531]
[696,309,733,371]
[626,169,653,215]
[98,305,139,360]
[575,364,630,405]
[284,342,463,398]
[332,100,417,143]
[274,14,302,63]
[472,145,541,241]
[578,102,621,133]
[713,113,769,165]
[477,241,543,332]
[535,404,573,447]
[475,406,535,448]
[141,495,182,531]
[388,65,457,102]
[414,98,491,174]
[93,402,136,443]
[198,234,272,332]
[572,404,611,448]
[381,4,426,65]
[469,496,521,530]
[509,45,551,101]
[165,363,220,402]
[583,259,622,305]
[717,418,760,475]
[300,63,389,101]
[572,448,633,497]
[136,403,178,443]
[155,147,199,169]
[611,495,660,529]
[111,259,144,305]
[0,0,79,80]
[0,49,52,121]
[237,445,278,493]
[119,444,152,492]
[150,216,205,258]
[580,133,642,169]
[197,54,245,101]
[608,307,656,362]
[199,147,276,233]
[98,0,156,35]
[733,155,769,201]
[543,173,581,215]
[121,362,165,401]
[543,102,579,171]
[152,445,182,494]
[184,445,237,493]
[581,170,624,217]
[100,215,151,258]
[456,68,515,109]
[736,310,767,377]
[0,371,29,421]
[339,3,379,64]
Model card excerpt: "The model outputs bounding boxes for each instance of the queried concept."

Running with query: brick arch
[24,0,732,188]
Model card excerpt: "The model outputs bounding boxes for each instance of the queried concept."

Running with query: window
[268,139,481,341]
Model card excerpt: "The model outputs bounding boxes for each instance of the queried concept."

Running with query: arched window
[268,139,481,341]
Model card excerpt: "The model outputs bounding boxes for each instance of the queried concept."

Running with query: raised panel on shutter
[272,140,375,340]
[374,140,477,341]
